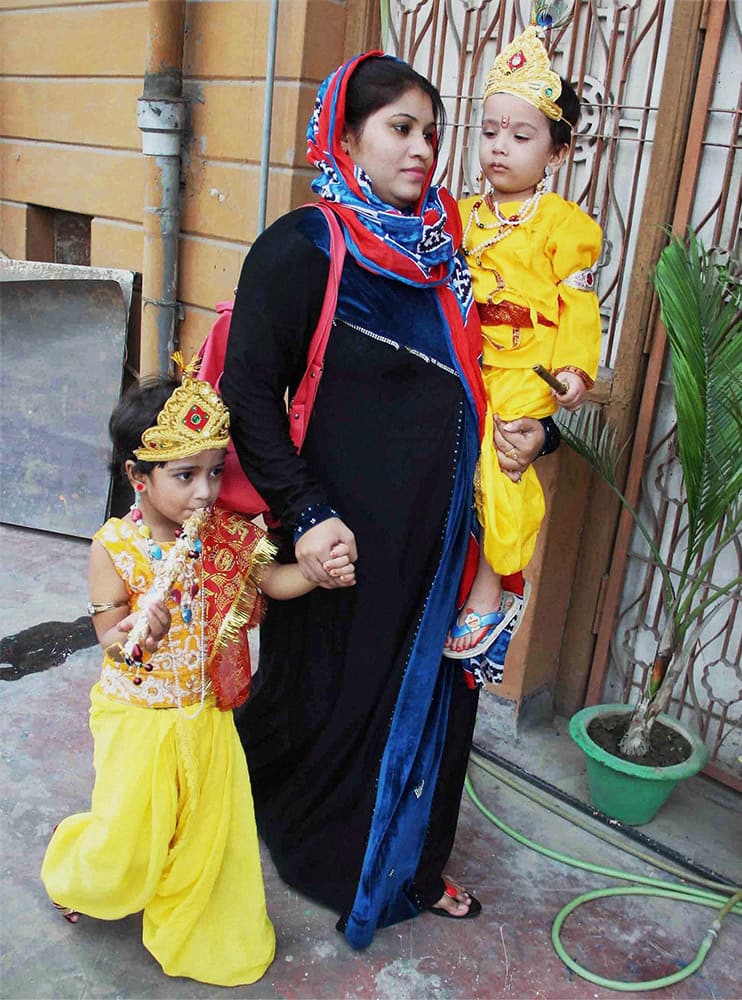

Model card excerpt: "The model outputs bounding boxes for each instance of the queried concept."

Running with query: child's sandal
[53,901,80,924]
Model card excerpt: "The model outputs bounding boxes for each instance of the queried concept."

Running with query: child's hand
[322,543,357,586]
[555,372,586,412]
[117,600,171,653]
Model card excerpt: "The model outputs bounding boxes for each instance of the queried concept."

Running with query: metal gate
[382,0,741,784]
[585,0,741,787]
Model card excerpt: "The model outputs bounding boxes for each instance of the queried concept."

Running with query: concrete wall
[0,0,348,361]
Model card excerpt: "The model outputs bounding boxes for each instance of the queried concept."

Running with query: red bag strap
[288,202,346,448]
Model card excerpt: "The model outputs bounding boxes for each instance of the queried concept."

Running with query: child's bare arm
[260,543,356,600]
[88,540,171,658]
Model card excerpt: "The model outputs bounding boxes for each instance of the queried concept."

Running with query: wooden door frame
[557,0,729,715]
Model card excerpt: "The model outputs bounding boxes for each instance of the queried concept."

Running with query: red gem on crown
[184,404,210,432]
[508,51,526,71]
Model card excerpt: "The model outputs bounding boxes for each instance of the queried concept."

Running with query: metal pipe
[137,0,186,376]
[257,0,280,236]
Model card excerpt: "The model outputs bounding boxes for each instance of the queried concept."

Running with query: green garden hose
[465,754,742,992]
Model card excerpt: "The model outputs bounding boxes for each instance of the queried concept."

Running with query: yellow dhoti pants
[41,683,275,987]
[478,365,556,576]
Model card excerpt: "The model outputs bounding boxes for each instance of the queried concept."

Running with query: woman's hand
[295,518,358,588]
[494,414,546,483]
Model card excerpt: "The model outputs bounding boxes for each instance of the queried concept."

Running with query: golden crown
[134,354,231,462]
[483,25,563,122]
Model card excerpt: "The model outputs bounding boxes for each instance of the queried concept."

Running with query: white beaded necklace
[462,181,545,266]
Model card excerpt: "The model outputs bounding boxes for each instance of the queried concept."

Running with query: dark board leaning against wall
[0,262,132,539]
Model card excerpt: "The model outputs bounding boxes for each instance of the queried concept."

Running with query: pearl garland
[462,181,545,266]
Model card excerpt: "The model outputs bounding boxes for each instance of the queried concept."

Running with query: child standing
[445,24,602,681]
[40,366,354,986]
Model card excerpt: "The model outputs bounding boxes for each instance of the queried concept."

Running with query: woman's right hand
[295,518,358,588]
[494,414,546,483]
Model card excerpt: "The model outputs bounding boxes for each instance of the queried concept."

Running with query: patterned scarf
[305,51,486,432]
[201,508,276,709]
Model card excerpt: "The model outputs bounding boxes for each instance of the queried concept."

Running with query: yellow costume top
[95,511,268,710]
[459,191,602,416]
[458,191,602,575]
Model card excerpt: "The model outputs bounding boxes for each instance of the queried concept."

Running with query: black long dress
[221,207,481,947]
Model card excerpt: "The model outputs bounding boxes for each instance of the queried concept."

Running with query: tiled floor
[2,524,740,999]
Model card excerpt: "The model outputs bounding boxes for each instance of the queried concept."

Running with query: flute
[123,506,211,667]
[532,364,568,395]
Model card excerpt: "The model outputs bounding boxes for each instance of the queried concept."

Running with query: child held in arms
[445,17,602,685]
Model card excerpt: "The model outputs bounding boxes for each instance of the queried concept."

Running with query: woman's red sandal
[427,880,482,919]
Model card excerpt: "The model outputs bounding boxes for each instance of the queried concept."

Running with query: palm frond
[555,405,622,488]
[653,231,742,562]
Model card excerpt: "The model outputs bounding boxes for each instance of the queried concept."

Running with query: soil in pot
[587,713,692,767]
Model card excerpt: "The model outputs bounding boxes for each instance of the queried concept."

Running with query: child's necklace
[130,503,202,626]
[462,180,545,266]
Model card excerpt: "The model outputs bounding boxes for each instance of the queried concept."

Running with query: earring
[544,165,554,179]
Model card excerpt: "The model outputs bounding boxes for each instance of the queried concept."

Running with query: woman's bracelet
[293,503,342,545]
[537,416,561,458]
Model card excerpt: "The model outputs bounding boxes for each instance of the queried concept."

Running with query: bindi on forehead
[482,116,539,133]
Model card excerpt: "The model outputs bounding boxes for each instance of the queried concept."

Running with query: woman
[221,52,548,948]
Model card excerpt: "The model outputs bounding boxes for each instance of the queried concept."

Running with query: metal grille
[384,0,742,782]
[604,2,742,780]
[382,0,675,367]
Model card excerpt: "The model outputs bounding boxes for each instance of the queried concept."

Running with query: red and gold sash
[200,506,277,710]
[477,300,555,329]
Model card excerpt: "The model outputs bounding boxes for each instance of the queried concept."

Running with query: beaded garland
[123,504,209,715]
[462,182,545,266]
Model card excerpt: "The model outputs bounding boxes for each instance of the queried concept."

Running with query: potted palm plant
[561,230,741,824]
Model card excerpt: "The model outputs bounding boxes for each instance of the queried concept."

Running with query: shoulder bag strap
[288,202,346,448]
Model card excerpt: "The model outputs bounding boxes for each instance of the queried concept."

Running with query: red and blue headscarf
[306,51,487,438]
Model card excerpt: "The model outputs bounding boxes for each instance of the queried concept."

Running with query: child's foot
[445,575,504,654]
[53,901,80,924]
[463,583,531,686]
[443,594,522,661]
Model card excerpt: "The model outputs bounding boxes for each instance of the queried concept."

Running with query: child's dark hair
[345,55,447,144]
[551,77,581,149]
[109,376,180,481]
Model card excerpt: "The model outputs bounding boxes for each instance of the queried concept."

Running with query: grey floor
[2,523,741,1000]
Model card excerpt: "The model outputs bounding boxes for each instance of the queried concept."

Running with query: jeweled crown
[483,24,563,122]
[134,354,231,462]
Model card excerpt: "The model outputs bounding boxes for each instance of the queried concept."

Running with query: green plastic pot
[569,704,709,825]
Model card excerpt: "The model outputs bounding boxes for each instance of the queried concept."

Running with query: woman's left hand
[494,414,545,483]
[295,517,358,587]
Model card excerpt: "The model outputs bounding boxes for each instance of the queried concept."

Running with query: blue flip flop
[443,597,520,660]
[462,583,532,684]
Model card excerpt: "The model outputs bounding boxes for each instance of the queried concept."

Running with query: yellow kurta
[459,192,602,574]
[40,517,275,987]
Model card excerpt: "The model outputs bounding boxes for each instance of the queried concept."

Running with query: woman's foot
[53,902,80,924]
[427,877,482,919]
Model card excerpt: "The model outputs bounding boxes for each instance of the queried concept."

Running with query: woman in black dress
[221,52,547,948]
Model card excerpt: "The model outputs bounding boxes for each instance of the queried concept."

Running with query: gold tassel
[171,350,202,380]
[209,533,279,658]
